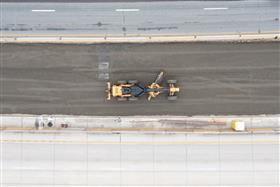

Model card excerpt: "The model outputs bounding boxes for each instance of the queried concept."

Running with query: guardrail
[1,32,279,43]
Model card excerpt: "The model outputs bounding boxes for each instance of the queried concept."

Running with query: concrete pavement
[2,132,279,186]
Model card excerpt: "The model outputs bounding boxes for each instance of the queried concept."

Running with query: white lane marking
[115,9,140,12]
[203,7,228,10]
[31,9,56,12]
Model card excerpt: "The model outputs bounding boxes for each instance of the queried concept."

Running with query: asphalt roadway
[1,42,279,116]
[2,132,279,186]
[2,0,279,35]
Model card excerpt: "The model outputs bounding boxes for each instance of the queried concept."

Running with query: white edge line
[115,9,140,12]
[203,7,228,10]
[31,9,56,12]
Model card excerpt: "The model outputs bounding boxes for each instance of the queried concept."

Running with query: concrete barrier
[1,32,279,44]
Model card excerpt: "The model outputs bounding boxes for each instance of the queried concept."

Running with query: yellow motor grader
[106,71,179,101]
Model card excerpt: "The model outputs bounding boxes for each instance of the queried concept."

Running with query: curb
[1,114,279,134]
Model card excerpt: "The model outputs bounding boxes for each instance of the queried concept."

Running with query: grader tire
[128,97,138,101]
[117,80,127,84]
[167,80,177,84]
[168,96,177,101]
[128,80,138,84]
[117,97,127,101]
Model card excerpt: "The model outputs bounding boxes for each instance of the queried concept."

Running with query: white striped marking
[31,9,56,12]
[115,9,140,12]
[203,7,228,10]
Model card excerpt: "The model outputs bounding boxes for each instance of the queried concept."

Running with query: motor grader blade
[106,82,111,100]
[153,71,165,85]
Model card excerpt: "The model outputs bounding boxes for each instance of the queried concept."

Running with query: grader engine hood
[112,85,123,97]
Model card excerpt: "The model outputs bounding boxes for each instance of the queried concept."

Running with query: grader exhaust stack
[106,71,180,101]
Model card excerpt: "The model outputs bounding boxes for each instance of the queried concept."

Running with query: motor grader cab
[106,71,179,101]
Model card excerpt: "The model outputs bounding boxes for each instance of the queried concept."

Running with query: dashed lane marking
[31,10,56,12]
[203,7,228,10]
